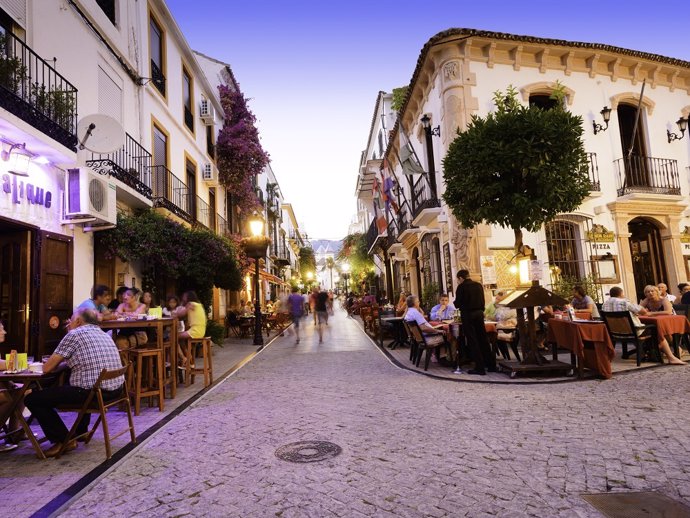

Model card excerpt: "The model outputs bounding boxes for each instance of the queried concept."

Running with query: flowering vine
[216,84,269,214]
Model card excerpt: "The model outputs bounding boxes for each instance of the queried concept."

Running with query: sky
[166,0,690,241]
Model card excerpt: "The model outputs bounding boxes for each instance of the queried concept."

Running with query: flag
[398,130,426,176]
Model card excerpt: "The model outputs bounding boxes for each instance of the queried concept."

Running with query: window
[149,14,165,96]
[186,158,197,219]
[98,66,122,124]
[545,220,581,280]
[182,67,193,132]
[152,125,167,167]
[209,188,216,232]
[96,0,116,25]
[529,94,558,110]
[206,125,215,159]
[151,123,168,200]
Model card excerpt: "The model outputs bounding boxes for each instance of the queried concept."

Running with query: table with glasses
[547,318,615,378]
[99,317,178,398]
[0,368,66,459]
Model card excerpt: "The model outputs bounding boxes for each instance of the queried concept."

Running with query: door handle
[17,305,30,323]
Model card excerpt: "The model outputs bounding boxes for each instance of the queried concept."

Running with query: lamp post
[420,114,440,199]
[341,262,351,294]
[242,213,270,346]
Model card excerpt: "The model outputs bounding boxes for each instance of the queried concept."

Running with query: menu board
[480,255,497,285]
[443,243,453,294]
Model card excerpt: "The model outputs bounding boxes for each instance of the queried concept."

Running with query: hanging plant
[216,84,269,213]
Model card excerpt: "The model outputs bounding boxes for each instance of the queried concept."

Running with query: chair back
[406,320,425,343]
[402,320,414,342]
[600,311,636,339]
[226,311,240,325]
[672,303,690,319]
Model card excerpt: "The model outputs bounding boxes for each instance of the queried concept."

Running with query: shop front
[0,161,73,358]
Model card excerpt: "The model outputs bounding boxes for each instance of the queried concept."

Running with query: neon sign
[2,172,52,208]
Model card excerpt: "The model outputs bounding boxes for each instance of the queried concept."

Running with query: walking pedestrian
[454,269,496,375]
[287,286,305,344]
[315,288,330,343]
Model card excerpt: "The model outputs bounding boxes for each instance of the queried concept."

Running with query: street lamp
[421,114,440,200]
[341,263,351,294]
[241,212,270,346]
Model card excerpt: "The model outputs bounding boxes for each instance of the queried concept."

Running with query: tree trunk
[513,227,523,254]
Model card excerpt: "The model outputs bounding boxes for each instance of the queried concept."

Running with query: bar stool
[182,337,213,387]
[127,347,164,416]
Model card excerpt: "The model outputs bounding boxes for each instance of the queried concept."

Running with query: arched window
[529,94,558,110]
[421,234,444,292]
[544,220,581,280]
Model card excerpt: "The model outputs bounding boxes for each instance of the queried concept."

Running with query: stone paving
[54,307,690,517]
[0,335,260,517]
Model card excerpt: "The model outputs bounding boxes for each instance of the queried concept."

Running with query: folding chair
[601,311,661,366]
[56,364,135,459]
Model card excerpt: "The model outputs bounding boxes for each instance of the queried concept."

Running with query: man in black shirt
[315,289,329,344]
[454,269,496,375]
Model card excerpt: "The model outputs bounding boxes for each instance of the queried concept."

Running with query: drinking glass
[27,356,34,364]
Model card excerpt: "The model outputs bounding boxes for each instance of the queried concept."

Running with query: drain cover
[582,491,690,517]
[275,441,342,463]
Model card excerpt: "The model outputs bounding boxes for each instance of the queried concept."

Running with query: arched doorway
[628,217,667,301]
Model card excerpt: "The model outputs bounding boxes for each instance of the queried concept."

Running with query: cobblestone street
[60,308,690,517]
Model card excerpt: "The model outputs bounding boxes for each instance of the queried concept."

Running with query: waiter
[454,269,496,375]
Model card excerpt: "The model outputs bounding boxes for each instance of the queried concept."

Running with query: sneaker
[0,442,17,453]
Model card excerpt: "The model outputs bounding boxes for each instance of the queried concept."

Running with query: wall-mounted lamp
[1,142,31,176]
[592,106,612,135]
[420,114,440,138]
[667,116,688,143]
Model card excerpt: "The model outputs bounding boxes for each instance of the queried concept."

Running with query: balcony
[365,217,387,255]
[411,176,441,226]
[0,31,78,150]
[150,165,193,223]
[86,133,152,200]
[614,155,680,198]
[151,60,166,96]
[586,152,600,192]
[270,242,290,266]
[195,195,210,229]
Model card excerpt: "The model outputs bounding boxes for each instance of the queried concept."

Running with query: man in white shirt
[657,283,676,303]
[403,295,444,336]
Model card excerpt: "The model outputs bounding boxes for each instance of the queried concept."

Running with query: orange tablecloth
[639,315,690,343]
[547,319,615,379]
[574,311,592,320]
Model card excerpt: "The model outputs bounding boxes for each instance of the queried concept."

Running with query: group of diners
[0,284,208,458]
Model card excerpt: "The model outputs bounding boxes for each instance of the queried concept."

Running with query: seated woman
[495,302,518,344]
[571,285,599,318]
[395,292,407,317]
[140,291,154,314]
[113,289,148,349]
[174,291,207,367]
[640,285,673,315]
[162,295,185,335]
[485,290,507,321]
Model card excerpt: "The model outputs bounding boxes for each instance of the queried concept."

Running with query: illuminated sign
[2,172,52,208]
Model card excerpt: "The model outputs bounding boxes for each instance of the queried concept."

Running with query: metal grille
[582,491,690,517]
[420,234,443,293]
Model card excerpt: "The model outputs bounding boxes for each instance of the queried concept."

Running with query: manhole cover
[275,441,342,463]
[582,491,690,517]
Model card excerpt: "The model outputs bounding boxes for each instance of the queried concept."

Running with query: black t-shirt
[316,291,329,311]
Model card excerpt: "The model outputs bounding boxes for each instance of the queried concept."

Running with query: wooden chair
[406,320,448,371]
[672,304,690,355]
[183,337,214,388]
[225,311,242,337]
[56,364,136,460]
[601,311,661,366]
[402,320,418,363]
[127,348,164,415]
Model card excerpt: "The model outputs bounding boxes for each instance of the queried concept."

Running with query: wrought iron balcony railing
[151,60,166,96]
[270,242,290,265]
[86,133,152,198]
[149,165,192,223]
[0,31,78,150]
[586,152,600,191]
[613,155,680,197]
[217,214,228,237]
[195,195,210,229]
[411,176,441,220]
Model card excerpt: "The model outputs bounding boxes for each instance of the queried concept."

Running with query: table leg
[8,383,46,459]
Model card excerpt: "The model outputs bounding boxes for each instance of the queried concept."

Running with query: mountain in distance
[311,239,343,257]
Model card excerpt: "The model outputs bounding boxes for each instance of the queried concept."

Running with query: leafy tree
[299,246,316,278]
[443,86,590,365]
[443,86,590,253]
[391,86,408,112]
[325,257,335,289]
[337,233,375,293]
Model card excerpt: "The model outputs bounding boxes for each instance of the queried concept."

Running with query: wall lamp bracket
[667,116,688,143]
[592,106,612,135]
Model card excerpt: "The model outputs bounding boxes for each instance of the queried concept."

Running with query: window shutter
[98,66,123,124]
[4,0,26,28]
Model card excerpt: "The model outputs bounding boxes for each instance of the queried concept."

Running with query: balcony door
[186,159,196,220]
[617,103,649,188]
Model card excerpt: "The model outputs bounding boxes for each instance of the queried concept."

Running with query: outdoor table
[379,316,406,349]
[100,318,178,399]
[0,368,66,459]
[547,319,614,379]
[574,311,592,320]
[639,315,690,356]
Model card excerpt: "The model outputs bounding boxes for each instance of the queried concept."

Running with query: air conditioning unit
[64,168,117,228]
[200,99,215,124]
[202,162,216,182]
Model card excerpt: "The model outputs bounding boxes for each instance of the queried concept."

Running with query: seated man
[404,295,449,361]
[76,284,115,321]
[430,294,456,321]
[603,286,685,365]
[25,308,125,457]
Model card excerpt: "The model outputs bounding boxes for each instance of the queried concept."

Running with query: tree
[443,85,590,254]
[443,86,590,365]
[337,233,375,294]
[325,257,335,289]
[299,246,316,283]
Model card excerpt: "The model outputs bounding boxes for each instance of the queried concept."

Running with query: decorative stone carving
[450,214,477,273]
[443,61,459,81]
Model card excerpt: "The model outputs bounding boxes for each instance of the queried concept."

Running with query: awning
[259,270,287,285]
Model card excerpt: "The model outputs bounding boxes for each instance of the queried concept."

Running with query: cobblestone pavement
[61,308,690,517]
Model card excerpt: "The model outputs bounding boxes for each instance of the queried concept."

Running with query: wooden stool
[183,337,213,388]
[127,348,164,416]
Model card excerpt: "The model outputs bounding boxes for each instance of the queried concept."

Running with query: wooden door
[32,231,73,357]
[0,231,30,354]
[94,233,115,289]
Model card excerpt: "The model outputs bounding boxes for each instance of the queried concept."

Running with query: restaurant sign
[2,173,52,208]
[680,226,690,243]
[585,224,615,243]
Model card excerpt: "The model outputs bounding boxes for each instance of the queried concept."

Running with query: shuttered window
[98,66,122,124]
[152,126,167,168]
[2,1,26,28]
